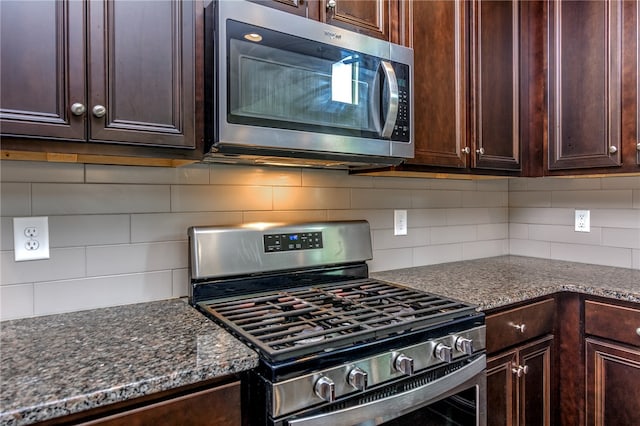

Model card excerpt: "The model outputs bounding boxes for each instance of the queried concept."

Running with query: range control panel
[264,232,323,252]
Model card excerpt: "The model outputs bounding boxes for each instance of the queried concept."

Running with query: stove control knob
[394,353,414,376]
[455,337,474,355]
[435,343,453,363]
[314,376,336,402]
[348,367,368,391]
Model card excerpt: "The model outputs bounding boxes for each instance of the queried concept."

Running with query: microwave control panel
[264,232,324,252]
[392,63,411,143]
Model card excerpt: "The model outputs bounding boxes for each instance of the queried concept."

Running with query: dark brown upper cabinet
[0,0,200,158]
[400,0,541,175]
[254,0,398,42]
[547,0,639,174]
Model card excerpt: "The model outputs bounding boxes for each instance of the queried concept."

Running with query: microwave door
[379,61,400,139]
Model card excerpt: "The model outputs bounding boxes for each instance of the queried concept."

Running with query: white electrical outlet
[574,210,590,233]
[394,210,408,236]
[13,216,50,261]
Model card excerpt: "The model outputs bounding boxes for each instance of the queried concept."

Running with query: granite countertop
[372,255,640,311]
[1,256,638,426]
[0,298,258,426]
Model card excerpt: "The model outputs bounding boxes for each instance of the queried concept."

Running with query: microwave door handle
[380,61,399,138]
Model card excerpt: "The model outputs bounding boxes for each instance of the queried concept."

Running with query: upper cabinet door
[471,0,521,171]
[323,0,390,41]
[87,0,196,148]
[407,0,469,168]
[0,0,86,141]
[548,0,622,170]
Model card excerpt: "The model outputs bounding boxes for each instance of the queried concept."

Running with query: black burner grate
[199,279,476,361]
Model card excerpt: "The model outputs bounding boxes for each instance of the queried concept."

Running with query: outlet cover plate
[13,216,50,261]
[394,210,408,236]
[574,210,590,233]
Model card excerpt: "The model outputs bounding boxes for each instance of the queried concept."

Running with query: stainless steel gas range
[188,221,486,425]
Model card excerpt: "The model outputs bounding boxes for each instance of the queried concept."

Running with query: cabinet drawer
[82,381,241,426]
[585,300,640,347]
[486,298,555,353]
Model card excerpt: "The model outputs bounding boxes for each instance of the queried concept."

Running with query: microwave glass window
[226,19,390,138]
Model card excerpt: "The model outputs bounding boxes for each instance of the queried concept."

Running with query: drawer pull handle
[512,323,526,333]
[512,364,529,378]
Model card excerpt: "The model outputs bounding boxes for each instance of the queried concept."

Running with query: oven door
[286,355,486,426]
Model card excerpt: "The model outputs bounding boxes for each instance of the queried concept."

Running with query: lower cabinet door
[518,336,553,426]
[487,349,518,426]
[586,338,640,426]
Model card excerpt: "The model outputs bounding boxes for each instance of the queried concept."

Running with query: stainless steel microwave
[204,0,414,169]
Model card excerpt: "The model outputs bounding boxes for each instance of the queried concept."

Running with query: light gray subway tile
[131,212,241,243]
[86,241,187,276]
[351,188,411,209]
[477,223,508,240]
[509,223,529,240]
[633,249,640,269]
[86,164,210,184]
[509,239,551,258]
[550,242,632,268]
[32,184,170,215]
[411,190,462,209]
[0,160,84,183]
[508,178,530,191]
[600,176,640,190]
[171,185,272,212]
[634,190,640,209]
[475,179,509,192]
[302,169,371,188]
[444,207,508,225]
[1,248,85,285]
[463,239,508,260]
[0,283,33,320]
[430,225,477,245]
[551,190,632,209]
[409,209,448,227]
[427,179,476,191]
[369,248,414,272]
[172,268,189,298]
[509,191,552,208]
[327,210,392,229]
[274,187,350,210]
[462,191,508,208]
[509,207,574,226]
[0,183,30,216]
[412,243,463,266]
[591,209,640,229]
[243,210,328,224]
[0,217,14,251]
[372,227,429,250]
[528,224,602,245]
[601,228,640,249]
[49,215,130,248]
[371,176,429,189]
[211,164,302,186]
[34,271,173,316]
[526,177,601,191]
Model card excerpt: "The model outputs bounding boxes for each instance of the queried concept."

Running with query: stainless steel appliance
[203,0,414,169]
[189,221,486,425]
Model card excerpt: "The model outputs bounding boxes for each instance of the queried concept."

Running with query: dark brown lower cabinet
[585,338,640,426]
[487,335,553,426]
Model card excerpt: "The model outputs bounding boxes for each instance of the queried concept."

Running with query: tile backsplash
[1,160,638,320]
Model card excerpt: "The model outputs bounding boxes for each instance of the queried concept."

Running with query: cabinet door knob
[327,0,336,10]
[636,327,640,337]
[462,147,471,154]
[512,323,526,333]
[70,103,86,116]
[512,364,529,377]
[636,142,640,152]
[92,105,106,118]
[609,145,618,154]
[476,147,485,155]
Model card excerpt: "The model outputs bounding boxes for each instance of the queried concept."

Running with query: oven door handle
[287,355,486,426]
